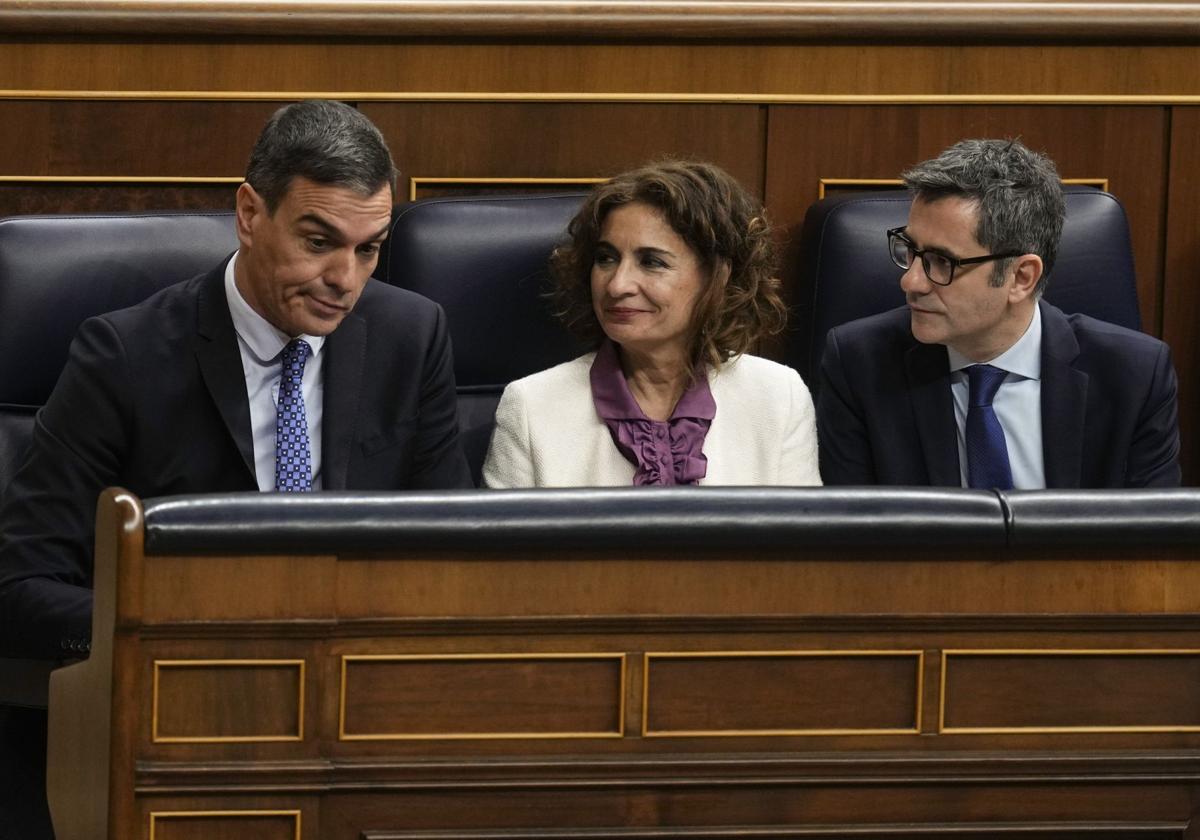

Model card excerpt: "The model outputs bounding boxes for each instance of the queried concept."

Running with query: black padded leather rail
[141,487,1006,555]
[1001,488,1200,546]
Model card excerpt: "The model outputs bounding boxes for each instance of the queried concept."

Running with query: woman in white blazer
[483,160,820,488]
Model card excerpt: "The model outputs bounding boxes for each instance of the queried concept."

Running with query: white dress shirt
[224,253,326,491]
[947,304,1045,489]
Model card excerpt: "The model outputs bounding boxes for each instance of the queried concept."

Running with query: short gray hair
[901,138,1065,295]
[245,99,396,213]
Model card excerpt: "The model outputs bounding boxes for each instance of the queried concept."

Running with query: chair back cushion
[380,193,587,482]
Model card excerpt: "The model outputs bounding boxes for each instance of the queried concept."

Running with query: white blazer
[482,352,821,487]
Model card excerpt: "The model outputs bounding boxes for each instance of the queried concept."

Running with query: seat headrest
[380,194,587,389]
[0,212,237,405]
[789,187,1141,383]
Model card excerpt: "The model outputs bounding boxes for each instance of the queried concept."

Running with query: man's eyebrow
[296,213,391,244]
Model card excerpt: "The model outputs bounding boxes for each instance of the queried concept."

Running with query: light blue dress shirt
[947,304,1045,489]
[224,254,326,491]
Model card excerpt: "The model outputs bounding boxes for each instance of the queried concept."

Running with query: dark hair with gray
[548,159,785,371]
[901,138,1065,295]
[245,99,396,213]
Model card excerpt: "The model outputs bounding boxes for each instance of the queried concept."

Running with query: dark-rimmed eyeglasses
[887,226,1023,286]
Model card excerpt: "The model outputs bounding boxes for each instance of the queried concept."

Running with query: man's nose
[899,260,931,296]
[324,249,357,290]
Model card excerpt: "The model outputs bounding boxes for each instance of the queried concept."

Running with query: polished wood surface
[3,43,1200,98]
[3,1,1200,41]
[44,491,1200,838]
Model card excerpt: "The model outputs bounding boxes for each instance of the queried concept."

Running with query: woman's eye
[594,252,616,266]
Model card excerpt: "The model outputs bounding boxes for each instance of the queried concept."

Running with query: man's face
[901,195,1027,362]
[235,177,393,338]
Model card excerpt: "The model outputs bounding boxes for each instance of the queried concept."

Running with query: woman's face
[590,202,706,363]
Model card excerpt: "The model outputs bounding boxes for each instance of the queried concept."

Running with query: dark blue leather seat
[787,187,1142,387]
[379,193,587,484]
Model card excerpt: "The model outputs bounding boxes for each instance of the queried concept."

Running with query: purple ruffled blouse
[589,340,716,486]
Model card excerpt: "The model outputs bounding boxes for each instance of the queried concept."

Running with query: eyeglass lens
[890,233,953,285]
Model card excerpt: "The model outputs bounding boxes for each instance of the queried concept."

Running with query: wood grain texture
[362,102,766,197]
[3,42,1200,98]
[3,2,1200,41]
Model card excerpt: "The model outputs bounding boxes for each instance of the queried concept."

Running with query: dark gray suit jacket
[817,301,1181,489]
[0,261,471,659]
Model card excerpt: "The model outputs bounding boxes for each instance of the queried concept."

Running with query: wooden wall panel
[0,100,279,177]
[0,184,234,215]
[2,41,1200,97]
[361,102,767,198]
[764,104,1169,333]
[1163,108,1200,487]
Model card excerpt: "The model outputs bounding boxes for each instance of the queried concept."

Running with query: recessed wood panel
[362,102,766,199]
[0,183,236,215]
[339,654,625,740]
[0,100,280,177]
[152,660,304,743]
[765,104,1169,333]
[149,810,300,840]
[941,650,1200,733]
[643,651,922,736]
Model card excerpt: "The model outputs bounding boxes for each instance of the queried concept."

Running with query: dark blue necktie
[965,364,1013,490]
[274,338,313,492]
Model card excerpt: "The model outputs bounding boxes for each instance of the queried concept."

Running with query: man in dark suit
[817,138,1180,489]
[0,100,471,837]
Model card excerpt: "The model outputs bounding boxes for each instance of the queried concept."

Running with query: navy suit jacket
[0,261,471,659]
[817,301,1181,489]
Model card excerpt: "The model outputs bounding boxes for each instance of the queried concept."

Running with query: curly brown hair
[548,159,785,370]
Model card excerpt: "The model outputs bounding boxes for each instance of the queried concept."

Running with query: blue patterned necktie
[274,338,313,492]
[965,364,1013,490]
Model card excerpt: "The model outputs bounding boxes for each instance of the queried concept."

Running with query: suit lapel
[321,309,366,491]
[904,342,960,486]
[194,263,257,482]
[1039,302,1086,488]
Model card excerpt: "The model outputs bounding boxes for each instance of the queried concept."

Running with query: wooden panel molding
[4,45,1200,99]
[148,810,301,840]
[339,653,626,740]
[151,659,305,744]
[642,650,923,737]
[363,823,1189,839]
[408,176,603,202]
[940,650,1200,734]
[3,2,1200,42]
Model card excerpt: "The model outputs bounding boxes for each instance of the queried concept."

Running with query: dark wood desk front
[47,487,1200,839]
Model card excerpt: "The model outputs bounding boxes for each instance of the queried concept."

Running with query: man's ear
[1008,253,1043,304]
[234,182,264,249]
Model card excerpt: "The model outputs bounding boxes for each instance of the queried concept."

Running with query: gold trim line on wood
[151,658,305,744]
[0,176,242,184]
[149,810,301,840]
[642,649,924,738]
[4,90,1200,105]
[408,176,604,202]
[818,177,1109,200]
[938,648,1200,735]
[339,652,627,742]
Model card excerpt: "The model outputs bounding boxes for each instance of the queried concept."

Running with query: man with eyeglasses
[816,138,1180,489]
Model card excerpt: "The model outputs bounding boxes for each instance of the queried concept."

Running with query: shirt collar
[947,302,1042,381]
[224,252,325,363]
[589,339,716,422]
